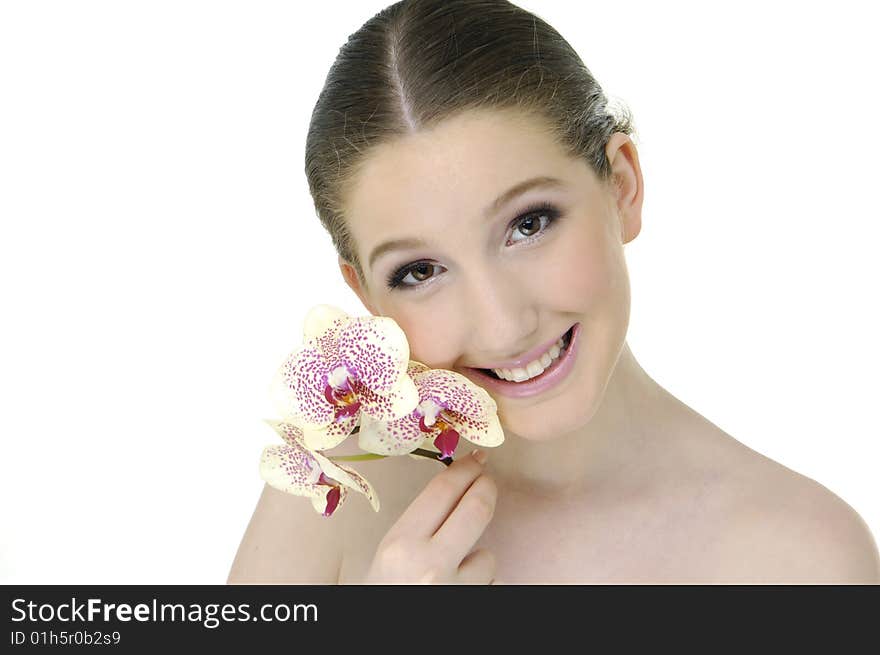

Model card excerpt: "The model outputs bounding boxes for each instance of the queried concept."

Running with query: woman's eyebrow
[367,175,565,270]
[368,237,427,269]
[484,175,564,218]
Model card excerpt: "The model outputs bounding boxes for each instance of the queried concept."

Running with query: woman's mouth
[463,323,581,399]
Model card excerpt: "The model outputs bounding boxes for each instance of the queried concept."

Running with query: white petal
[268,348,335,427]
[357,411,427,457]
[407,360,431,377]
[313,452,380,512]
[259,445,324,496]
[303,304,351,342]
[338,316,411,394]
[386,374,420,420]
[478,413,505,447]
[301,414,358,452]
[356,373,420,423]
[268,364,299,420]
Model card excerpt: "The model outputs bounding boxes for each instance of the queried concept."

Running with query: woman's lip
[474,325,574,370]
[459,323,581,399]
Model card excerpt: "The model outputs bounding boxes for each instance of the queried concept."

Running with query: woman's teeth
[490,334,568,382]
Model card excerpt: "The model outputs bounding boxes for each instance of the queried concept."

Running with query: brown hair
[305,0,636,284]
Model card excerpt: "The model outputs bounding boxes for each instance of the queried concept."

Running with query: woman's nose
[462,269,539,354]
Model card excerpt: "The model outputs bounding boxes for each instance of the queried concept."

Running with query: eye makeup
[384,200,564,290]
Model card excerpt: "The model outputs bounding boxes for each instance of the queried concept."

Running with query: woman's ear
[605,132,644,245]
[338,257,378,315]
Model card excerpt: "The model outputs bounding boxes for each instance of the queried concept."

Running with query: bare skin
[229,369,880,584]
[328,344,879,584]
[228,108,879,584]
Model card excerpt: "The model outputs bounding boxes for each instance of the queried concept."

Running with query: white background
[1,1,877,583]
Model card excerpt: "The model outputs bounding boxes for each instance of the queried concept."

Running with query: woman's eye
[409,262,435,281]
[508,210,555,244]
[387,261,445,289]
[387,205,561,289]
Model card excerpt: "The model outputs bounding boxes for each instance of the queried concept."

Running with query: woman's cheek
[395,287,469,369]
[545,227,612,307]
[386,311,453,369]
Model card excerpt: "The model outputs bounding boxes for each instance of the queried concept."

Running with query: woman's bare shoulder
[226,438,432,585]
[711,437,880,584]
[226,481,347,584]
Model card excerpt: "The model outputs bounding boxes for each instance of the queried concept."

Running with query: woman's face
[339,109,643,441]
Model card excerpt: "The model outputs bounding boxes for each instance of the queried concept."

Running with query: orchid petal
[261,420,370,516]
[406,360,431,377]
[339,316,410,394]
[357,410,428,457]
[301,412,358,451]
[263,418,308,449]
[259,444,324,499]
[313,451,380,512]
[413,368,504,448]
[453,411,505,448]
[303,304,350,342]
[413,368,497,421]
[271,346,337,426]
[302,305,351,364]
[353,374,419,422]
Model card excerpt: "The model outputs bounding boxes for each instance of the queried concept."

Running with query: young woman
[228,0,880,584]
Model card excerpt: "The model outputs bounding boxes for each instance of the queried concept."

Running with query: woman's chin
[497,403,597,443]
[490,364,601,441]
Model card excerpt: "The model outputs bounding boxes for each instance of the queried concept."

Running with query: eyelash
[385,201,563,290]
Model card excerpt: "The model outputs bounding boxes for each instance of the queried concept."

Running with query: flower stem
[327,453,388,462]
[411,447,454,467]
[328,447,452,467]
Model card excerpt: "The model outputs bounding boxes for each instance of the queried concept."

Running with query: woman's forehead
[342,110,589,243]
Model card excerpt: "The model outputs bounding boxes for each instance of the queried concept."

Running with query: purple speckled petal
[352,375,419,422]
[259,443,324,501]
[301,412,358,451]
[334,465,379,512]
[338,316,410,394]
[413,368,497,422]
[450,412,505,448]
[413,368,504,448]
[313,451,380,512]
[264,418,308,449]
[270,346,337,427]
[261,419,366,516]
[357,410,427,457]
[302,305,351,361]
[406,360,431,378]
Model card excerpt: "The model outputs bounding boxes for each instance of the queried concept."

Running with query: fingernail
[472,449,488,465]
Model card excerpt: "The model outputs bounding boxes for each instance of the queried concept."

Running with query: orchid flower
[259,419,380,517]
[270,305,419,452]
[357,361,504,460]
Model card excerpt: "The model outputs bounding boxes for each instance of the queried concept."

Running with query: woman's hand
[362,449,497,584]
